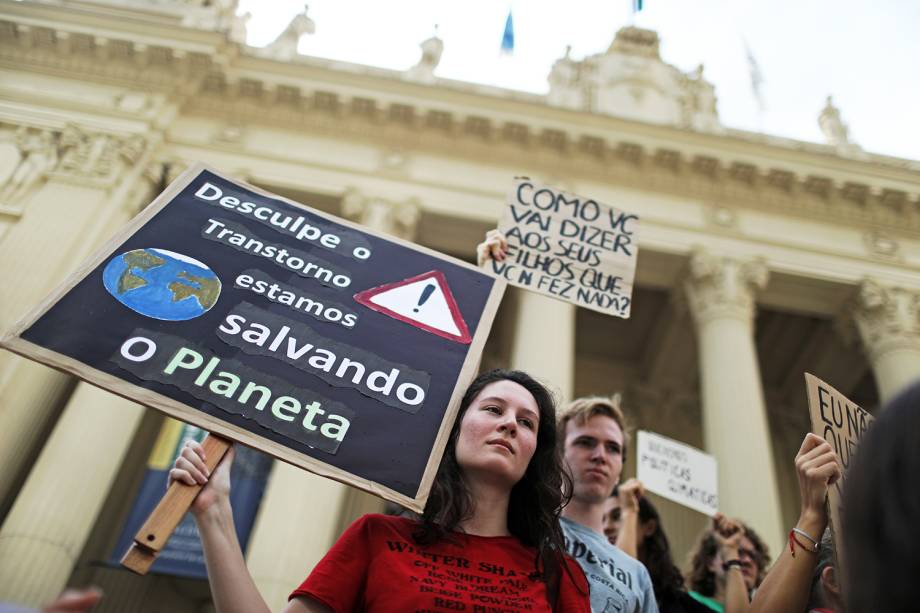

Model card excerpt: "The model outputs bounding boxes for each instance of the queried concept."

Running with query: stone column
[245,188,421,606]
[0,127,154,507]
[509,291,576,402]
[684,249,783,549]
[852,280,920,404]
[0,384,144,606]
[245,464,350,611]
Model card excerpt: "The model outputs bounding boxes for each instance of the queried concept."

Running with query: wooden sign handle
[121,433,232,575]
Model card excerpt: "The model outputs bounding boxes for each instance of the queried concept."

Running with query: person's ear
[641,518,658,539]
[822,565,841,597]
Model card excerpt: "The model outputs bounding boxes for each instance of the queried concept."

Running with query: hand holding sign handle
[121,433,231,574]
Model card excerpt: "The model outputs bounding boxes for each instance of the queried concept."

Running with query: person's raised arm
[748,433,841,613]
[170,442,331,613]
[170,441,271,613]
[713,514,751,613]
[614,478,644,558]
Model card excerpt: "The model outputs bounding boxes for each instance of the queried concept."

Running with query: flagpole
[630,0,643,25]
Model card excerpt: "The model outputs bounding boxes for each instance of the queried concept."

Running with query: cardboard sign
[805,373,874,563]
[0,164,505,512]
[637,430,718,516]
[486,179,639,318]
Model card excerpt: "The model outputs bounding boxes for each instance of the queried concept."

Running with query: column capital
[341,187,420,241]
[683,248,768,325]
[852,279,920,363]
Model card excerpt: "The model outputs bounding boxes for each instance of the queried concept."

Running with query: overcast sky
[237,0,920,161]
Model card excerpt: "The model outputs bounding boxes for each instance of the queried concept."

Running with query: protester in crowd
[605,479,644,557]
[610,489,712,613]
[686,514,769,613]
[602,491,622,543]
[477,229,658,612]
[170,369,591,612]
[842,381,920,613]
[806,531,843,613]
[746,432,841,613]
[558,396,659,613]
[0,587,103,613]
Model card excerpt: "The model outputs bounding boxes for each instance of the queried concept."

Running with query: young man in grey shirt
[558,396,658,613]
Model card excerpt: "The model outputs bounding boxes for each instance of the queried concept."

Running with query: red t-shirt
[290,514,591,612]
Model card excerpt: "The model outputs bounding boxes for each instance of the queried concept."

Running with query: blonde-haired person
[557,394,659,613]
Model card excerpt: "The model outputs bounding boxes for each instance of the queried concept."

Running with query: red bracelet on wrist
[788,529,819,557]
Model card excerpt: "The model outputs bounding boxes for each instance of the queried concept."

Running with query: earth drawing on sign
[102,248,221,321]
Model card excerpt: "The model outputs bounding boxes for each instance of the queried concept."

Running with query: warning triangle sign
[353,270,472,344]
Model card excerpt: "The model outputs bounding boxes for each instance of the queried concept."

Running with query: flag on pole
[500,10,514,55]
[744,40,765,111]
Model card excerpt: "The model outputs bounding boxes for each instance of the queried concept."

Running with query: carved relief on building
[0,122,149,224]
[51,125,149,187]
[255,5,315,62]
[707,205,738,230]
[405,33,443,84]
[0,126,60,207]
[862,230,900,259]
[818,96,865,159]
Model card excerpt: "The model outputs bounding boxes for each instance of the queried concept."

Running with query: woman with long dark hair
[607,488,710,613]
[170,369,590,612]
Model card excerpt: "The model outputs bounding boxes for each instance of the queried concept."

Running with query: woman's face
[602,496,622,544]
[455,379,541,489]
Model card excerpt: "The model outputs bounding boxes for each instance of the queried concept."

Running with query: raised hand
[476,229,508,267]
[41,587,103,612]
[617,478,644,514]
[712,512,745,558]
[794,432,841,525]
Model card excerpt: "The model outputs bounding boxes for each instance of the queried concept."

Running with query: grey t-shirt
[560,517,659,613]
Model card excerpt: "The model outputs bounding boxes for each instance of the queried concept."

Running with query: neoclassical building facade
[1,1,919,610]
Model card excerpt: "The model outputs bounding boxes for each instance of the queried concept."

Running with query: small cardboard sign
[637,430,718,516]
[486,178,639,318]
[0,164,505,513]
[805,373,874,566]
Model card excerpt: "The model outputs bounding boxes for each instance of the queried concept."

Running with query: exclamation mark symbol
[414,284,435,313]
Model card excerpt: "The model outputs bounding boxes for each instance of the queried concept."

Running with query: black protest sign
[805,373,874,568]
[487,179,639,318]
[0,164,504,511]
